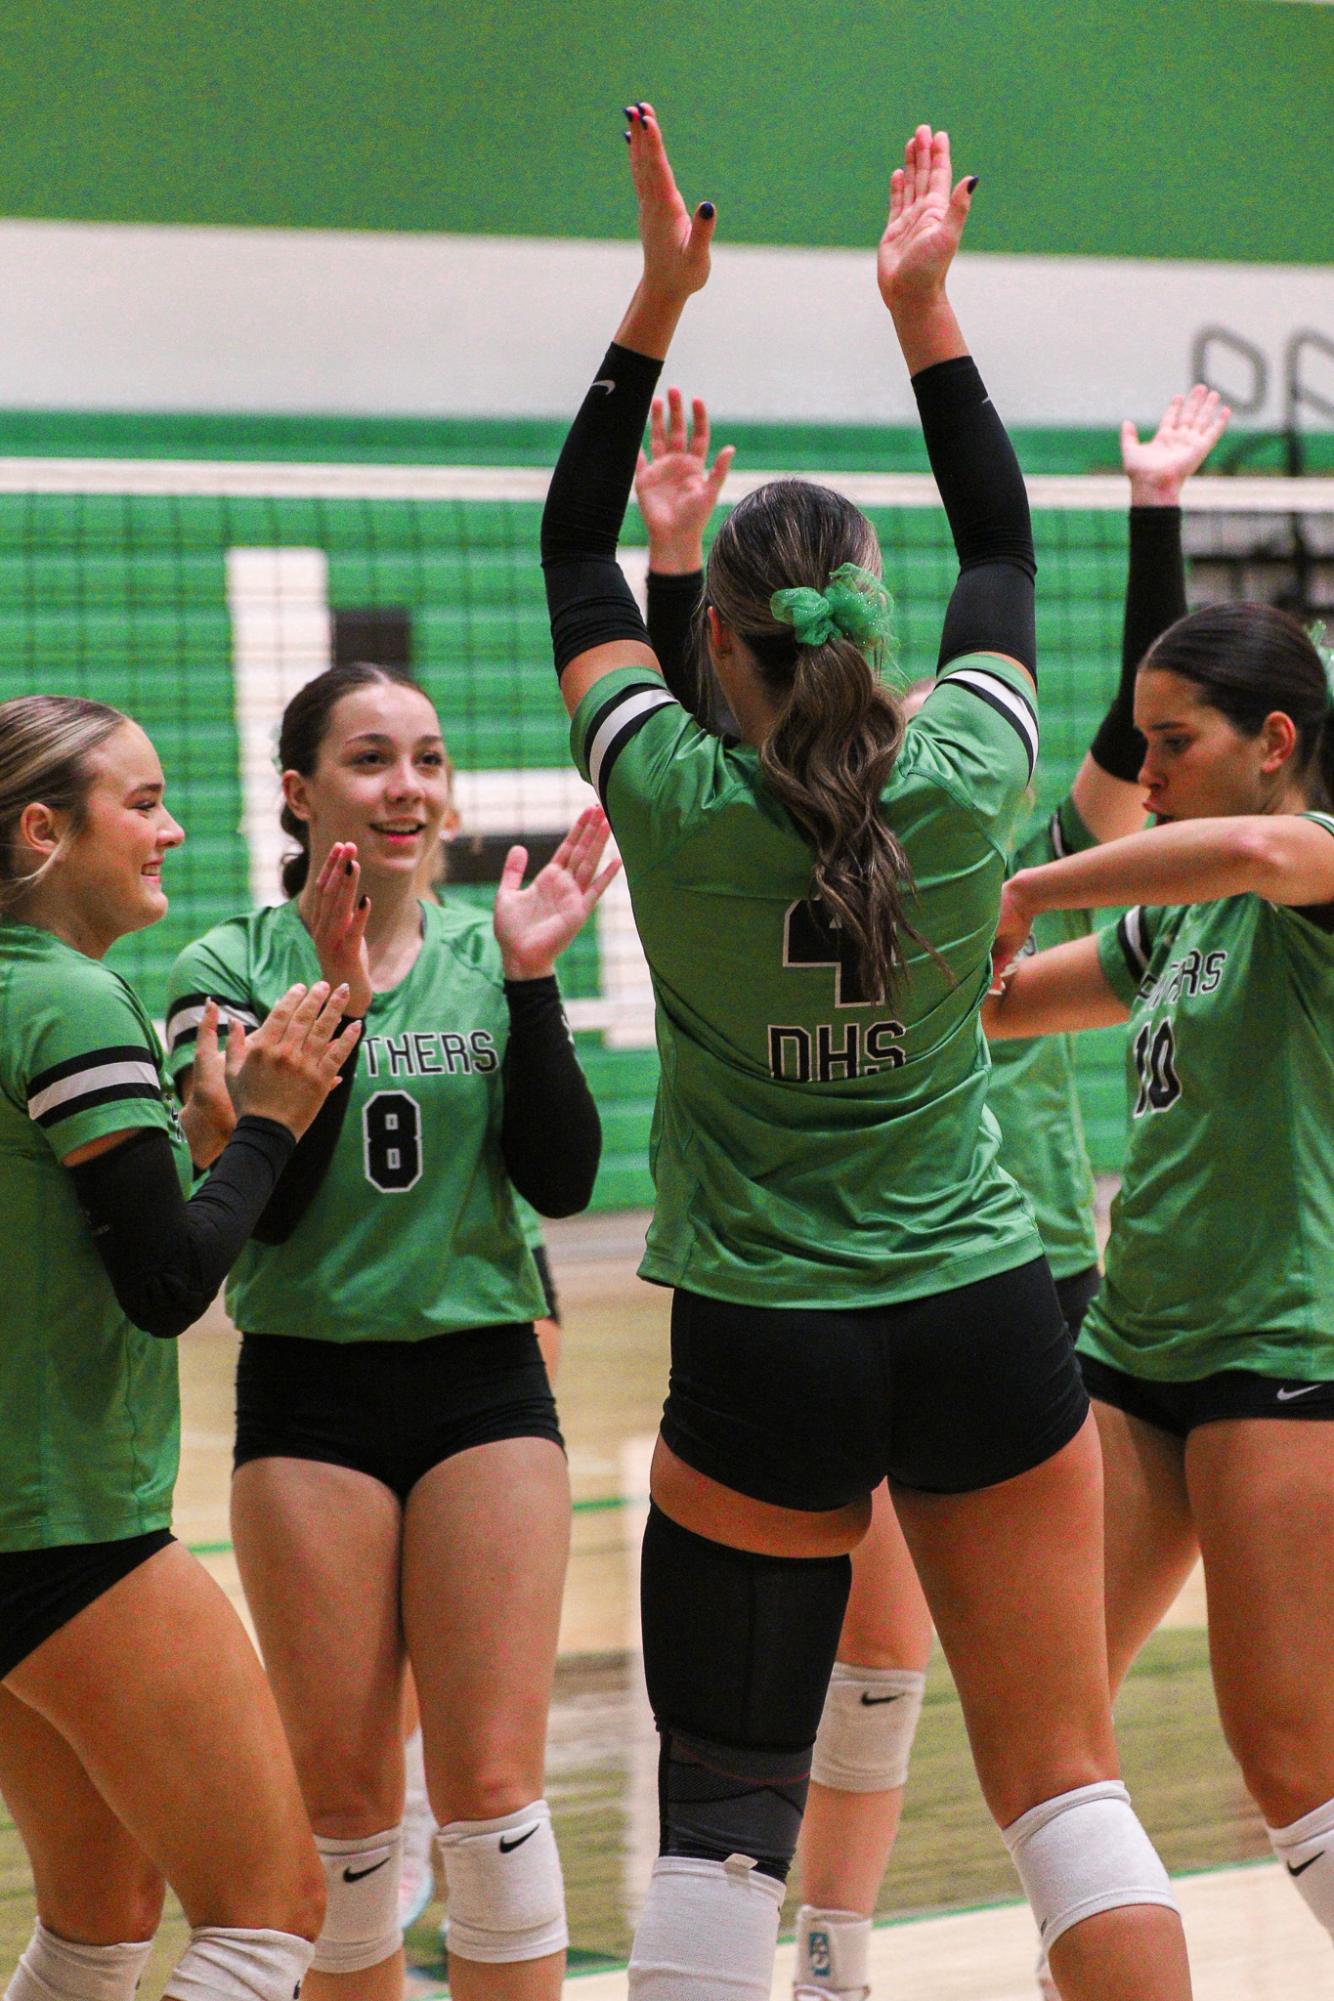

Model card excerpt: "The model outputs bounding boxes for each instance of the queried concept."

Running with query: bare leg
[232,1460,406,2001]
[403,1437,571,2001]
[4,1543,322,1941]
[893,1417,1191,2001]
[797,1482,933,1915]
[1092,1401,1198,1695]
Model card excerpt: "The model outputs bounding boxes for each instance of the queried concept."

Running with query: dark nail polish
[966,176,979,192]
[344,859,354,875]
[358,895,369,910]
[636,100,647,113]
[699,201,715,219]
[623,106,635,119]
[624,130,632,142]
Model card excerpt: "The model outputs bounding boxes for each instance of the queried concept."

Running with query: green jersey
[1083,810,1334,1381]
[0,922,186,1551]
[989,796,1100,1280]
[571,655,1044,1307]
[166,899,547,1342]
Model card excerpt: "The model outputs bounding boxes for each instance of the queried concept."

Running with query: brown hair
[704,479,922,1002]
[277,661,434,896]
[0,695,126,910]
[1143,602,1333,810]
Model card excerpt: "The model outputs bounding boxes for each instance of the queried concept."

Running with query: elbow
[1229,820,1288,892]
[120,1289,194,1341]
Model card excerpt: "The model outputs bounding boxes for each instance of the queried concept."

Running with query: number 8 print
[362,1089,423,1192]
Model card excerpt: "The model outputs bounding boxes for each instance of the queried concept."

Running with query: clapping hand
[878,125,975,314]
[1121,385,1231,507]
[178,997,246,1168]
[494,806,621,981]
[306,842,373,1017]
[635,387,735,573]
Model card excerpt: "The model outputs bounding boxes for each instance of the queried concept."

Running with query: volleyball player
[635,382,1227,1999]
[541,107,1191,2000]
[167,661,613,2001]
[987,603,1334,1968]
[0,696,359,2001]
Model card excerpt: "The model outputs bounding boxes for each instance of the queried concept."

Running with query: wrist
[501,955,557,983]
[1009,868,1045,919]
[648,545,705,578]
[1128,478,1184,508]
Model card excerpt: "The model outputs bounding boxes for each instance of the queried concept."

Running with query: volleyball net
[2,455,1330,1205]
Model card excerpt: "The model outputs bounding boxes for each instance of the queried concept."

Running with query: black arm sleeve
[541,341,663,676]
[249,1021,364,1245]
[70,1117,296,1340]
[500,978,601,1217]
[911,355,1037,678]
[1089,506,1186,782]
[647,569,705,714]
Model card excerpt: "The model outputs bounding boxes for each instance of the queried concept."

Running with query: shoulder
[166,907,279,1067]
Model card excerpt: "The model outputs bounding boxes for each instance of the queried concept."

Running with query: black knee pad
[640,1504,852,1882]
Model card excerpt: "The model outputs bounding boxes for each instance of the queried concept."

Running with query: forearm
[250,1022,363,1244]
[647,568,704,715]
[1090,507,1185,782]
[71,1118,296,1339]
[911,352,1036,675]
[1011,815,1334,919]
[500,978,601,1216]
[985,940,1128,1040]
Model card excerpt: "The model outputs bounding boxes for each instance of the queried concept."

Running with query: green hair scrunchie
[770,563,897,656]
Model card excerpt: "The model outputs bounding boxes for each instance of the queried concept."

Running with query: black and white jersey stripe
[165,992,262,1058]
[27,1045,162,1130]
[1049,807,1069,859]
[938,664,1039,782]
[584,681,678,806]
[1115,906,1155,986]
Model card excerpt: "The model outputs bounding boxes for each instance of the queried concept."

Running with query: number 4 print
[1132,1020,1182,1117]
[784,896,878,1007]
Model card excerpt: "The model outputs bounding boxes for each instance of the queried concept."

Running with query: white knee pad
[311,1828,404,1974]
[1001,1780,1177,1951]
[6,1924,153,2001]
[436,1800,567,1965]
[629,1854,782,2001]
[1267,1795,1334,1935]
[810,1664,926,1792]
[164,1928,315,2001]
[794,1905,871,2000]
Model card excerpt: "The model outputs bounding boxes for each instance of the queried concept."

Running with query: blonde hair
[0,695,126,910]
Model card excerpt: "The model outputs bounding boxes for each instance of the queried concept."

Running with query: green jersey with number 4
[571,654,1045,1307]
[1083,809,1334,1381]
[0,922,188,1550]
[166,899,546,1341]
[989,795,1100,1281]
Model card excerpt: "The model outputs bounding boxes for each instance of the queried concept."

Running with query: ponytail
[706,480,926,1002]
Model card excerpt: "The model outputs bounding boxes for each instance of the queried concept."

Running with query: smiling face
[1133,668,1299,822]
[283,681,453,886]
[18,720,185,952]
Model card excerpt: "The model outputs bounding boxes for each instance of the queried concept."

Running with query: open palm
[1121,385,1231,502]
[635,387,735,559]
[878,125,974,311]
[493,806,621,980]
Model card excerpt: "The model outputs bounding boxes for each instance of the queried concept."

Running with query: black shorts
[661,1256,1089,1507]
[1080,1353,1334,1439]
[1056,1264,1100,1341]
[234,1323,564,1503]
[0,1529,175,1682]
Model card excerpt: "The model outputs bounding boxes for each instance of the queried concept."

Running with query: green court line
[186,1492,638,1559]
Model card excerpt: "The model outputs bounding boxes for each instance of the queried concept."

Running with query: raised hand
[878,125,975,315]
[1121,385,1231,506]
[635,387,735,572]
[178,996,245,1167]
[494,806,621,981]
[991,878,1035,991]
[231,982,362,1140]
[624,102,715,303]
[306,841,373,1016]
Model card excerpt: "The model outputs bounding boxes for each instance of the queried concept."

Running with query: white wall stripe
[28,1057,160,1122]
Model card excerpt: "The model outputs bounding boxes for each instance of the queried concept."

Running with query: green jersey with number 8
[571,654,1045,1307]
[165,899,546,1341]
[1083,809,1334,1382]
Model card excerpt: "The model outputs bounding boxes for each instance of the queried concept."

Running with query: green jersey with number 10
[165,899,546,1341]
[571,654,1045,1306]
[1083,809,1334,1382]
